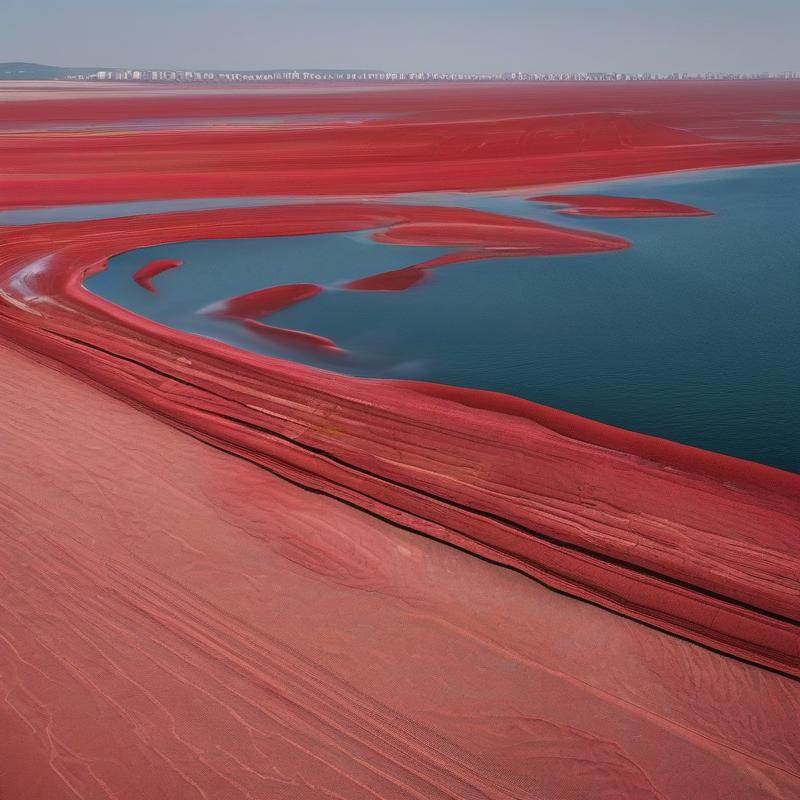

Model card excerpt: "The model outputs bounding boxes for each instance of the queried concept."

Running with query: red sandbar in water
[346,213,628,290]
[345,264,428,291]
[344,252,484,292]
[243,318,346,355]
[372,218,629,251]
[344,247,584,292]
[132,257,183,291]
[203,282,322,319]
[533,194,713,217]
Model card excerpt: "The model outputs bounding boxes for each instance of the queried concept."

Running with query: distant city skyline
[5,64,797,85]
[4,0,800,75]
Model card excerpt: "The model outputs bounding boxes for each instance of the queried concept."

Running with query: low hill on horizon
[0,62,383,80]
[0,62,117,79]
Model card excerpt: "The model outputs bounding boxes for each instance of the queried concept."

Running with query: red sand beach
[1,81,799,799]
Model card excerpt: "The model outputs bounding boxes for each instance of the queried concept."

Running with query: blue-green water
[87,164,800,473]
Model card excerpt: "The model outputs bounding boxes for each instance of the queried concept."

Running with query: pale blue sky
[3,0,799,73]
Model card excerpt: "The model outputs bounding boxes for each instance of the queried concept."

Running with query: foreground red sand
[2,341,799,800]
[1,82,799,798]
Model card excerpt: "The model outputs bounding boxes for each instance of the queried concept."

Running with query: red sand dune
[532,194,713,217]
[1,82,799,799]
[132,257,183,291]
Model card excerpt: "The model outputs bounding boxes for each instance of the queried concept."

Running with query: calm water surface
[86,164,800,473]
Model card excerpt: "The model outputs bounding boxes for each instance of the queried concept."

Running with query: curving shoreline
[2,197,798,677]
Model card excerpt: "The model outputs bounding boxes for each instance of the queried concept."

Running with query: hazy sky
[4,0,799,73]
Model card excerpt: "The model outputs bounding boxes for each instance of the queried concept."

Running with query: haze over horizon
[4,0,799,75]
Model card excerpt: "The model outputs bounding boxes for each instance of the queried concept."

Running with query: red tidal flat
[533,194,713,217]
[3,82,800,206]
[1,82,799,799]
